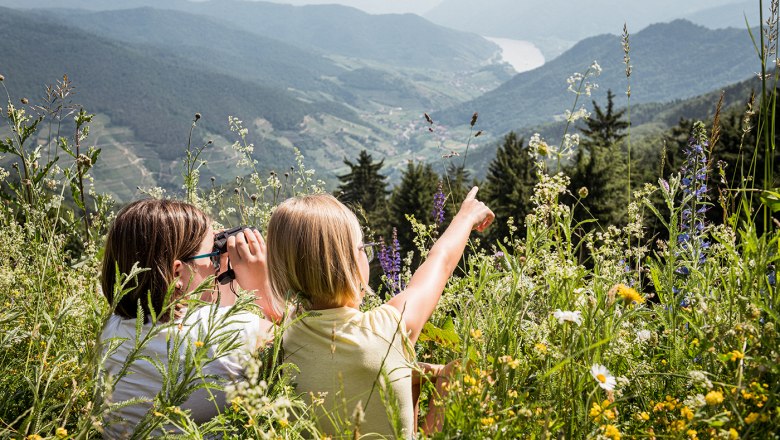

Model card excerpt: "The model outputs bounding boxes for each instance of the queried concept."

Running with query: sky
[257,0,443,15]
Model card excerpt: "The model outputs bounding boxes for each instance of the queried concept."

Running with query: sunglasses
[183,250,221,271]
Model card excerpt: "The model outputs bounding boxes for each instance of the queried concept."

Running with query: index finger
[465,186,479,200]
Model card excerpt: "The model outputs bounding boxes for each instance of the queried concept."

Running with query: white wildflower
[590,364,617,391]
[635,329,652,343]
[553,309,582,326]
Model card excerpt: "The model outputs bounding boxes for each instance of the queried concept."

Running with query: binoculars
[215,225,257,284]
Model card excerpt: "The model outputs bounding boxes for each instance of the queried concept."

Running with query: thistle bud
[20,98,28,105]
[578,187,589,198]
[194,113,201,121]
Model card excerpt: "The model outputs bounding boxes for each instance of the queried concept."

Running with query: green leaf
[759,189,780,212]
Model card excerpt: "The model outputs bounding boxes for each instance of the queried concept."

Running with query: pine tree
[483,132,537,243]
[388,161,439,255]
[336,150,389,230]
[571,89,630,227]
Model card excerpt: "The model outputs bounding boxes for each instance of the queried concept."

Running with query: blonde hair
[267,194,369,312]
[101,199,210,322]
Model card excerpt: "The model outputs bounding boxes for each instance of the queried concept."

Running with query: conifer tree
[388,161,439,255]
[571,90,630,227]
[483,132,536,243]
[336,150,389,229]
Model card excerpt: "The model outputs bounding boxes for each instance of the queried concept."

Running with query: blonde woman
[267,188,493,437]
[99,199,276,437]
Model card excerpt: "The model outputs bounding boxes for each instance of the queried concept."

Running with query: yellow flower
[534,342,548,354]
[639,411,650,421]
[278,418,289,428]
[194,340,205,348]
[728,428,739,440]
[744,412,759,424]
[603,424,621,440]
[507,389,518,398]
[26,435,43,440]
[680,406,694,420]
[480,416,495,426]
[686,429,698,439]
[705,390,724,406]
[614,283,644,304]
[727,350,744,361]
[470,328,483,340]
[56,427,68,438]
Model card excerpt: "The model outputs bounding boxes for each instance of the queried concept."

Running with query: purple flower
[378,228,404,295]
[432,181,446,226]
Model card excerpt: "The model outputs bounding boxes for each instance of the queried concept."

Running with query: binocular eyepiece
[214,225,257,285]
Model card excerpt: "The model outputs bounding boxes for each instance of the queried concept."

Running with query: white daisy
[590,364,617,391]
[553,309,582,326]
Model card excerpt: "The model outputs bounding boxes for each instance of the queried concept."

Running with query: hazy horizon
[252,0,443,15]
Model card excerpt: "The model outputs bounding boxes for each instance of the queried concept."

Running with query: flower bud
[0,74,4,81]
[578,187,589,198]
[194,113,201,121]
[20,97,28,105]
[538,141,548,156]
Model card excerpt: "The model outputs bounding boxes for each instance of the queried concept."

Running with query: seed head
[20,98,29,105]
[470,112,478,127]
[578,187,589,198]
[194,113,201,121]
[210,176,216,182]
[474,130,483,137]
[424,113,433,124]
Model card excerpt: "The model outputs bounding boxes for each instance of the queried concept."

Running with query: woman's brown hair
[101,199,210,322]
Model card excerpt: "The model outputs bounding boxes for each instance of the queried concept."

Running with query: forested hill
[435,20,758,136]
[0,0,499,70]
[0,6,368,196]
[46,7,346,94]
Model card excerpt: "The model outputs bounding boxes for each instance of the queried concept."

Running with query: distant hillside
[465,69,763,175]
[425,0,746,57]
[685,1,759,30]
[0,0,499,71]
[0,6,370,199]
[436,20,758,136]
[46,7,346,94]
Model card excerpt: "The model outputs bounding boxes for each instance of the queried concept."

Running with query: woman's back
[101,306,268,438]
[284,304,415,438]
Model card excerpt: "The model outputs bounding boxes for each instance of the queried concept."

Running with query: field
[0,16,779,440]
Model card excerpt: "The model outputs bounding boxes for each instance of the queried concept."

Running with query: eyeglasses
[183,250,221,271]
[359,242,376,263]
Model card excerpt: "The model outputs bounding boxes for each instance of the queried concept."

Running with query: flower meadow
[1,19,780,440]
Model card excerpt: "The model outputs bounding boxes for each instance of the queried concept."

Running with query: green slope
[436,20,758,136]
[0,0,499,71]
